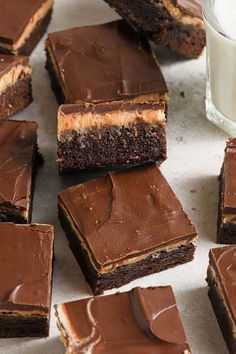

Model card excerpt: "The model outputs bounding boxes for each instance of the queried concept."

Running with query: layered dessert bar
[0,55,32,120]
[0,223,54,337]
[57,102,166,173]
[0,0,54,55]
[218,139,236,244]
[58,164,198,294]
[55,286,191,354]
[45,20,168,105]
[103,0,205,59]
[207,246,236,354]
[0,120,39,223]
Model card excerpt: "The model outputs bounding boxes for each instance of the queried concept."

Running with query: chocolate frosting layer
[0,223,54,312]
[175,0,202,19]
[56,286,190,353]
[59,164,197,269]
[0,120,37,213]
[210,246,236,324]
[0,0,47,44]
[0,55,29,79]
[47,20,168,104]
[222,138,236,212]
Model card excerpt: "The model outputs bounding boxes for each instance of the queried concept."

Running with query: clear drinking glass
[203,0,236,136]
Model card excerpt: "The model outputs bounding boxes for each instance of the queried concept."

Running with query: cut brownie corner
[0,55,33,120]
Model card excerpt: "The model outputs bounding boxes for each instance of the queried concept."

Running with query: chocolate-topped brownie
[218,139,236,244]
[103,0,205,59]
[0,55,32,120]
[0,0,54,55]
[57,102,167,173]
[0,223,54,337]
[0,120,38,223]
[45,20,168,105]
[58,164,197,294]
[207,246,236,354]
[55,286,191,353]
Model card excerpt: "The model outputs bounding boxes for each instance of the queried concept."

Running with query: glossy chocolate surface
[46,20,168,104]
[0,0,47,44]
[0,55,29,79]
[59,164,197,269]
[56,286,190,353]
[0,120,37,214]
[59,101,165,116]
[176,0,202,19]
[210,246,236,324]
[0,223,54,312]
[222,138,236,212]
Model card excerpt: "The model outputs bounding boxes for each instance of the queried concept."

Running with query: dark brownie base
[104,0,206,59]
[207,269,236,354]
[58,123,167,174]
[217,170,236,244]
[0,75,32,121]
[0,9,53,56]
[59,205,196,295]
[0,314,49,338]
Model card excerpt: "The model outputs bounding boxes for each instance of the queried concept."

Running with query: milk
[203,0,236,134]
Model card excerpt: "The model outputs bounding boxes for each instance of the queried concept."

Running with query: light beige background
[0,0,229,353]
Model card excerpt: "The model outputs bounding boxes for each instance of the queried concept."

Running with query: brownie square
[45,20,168,106]
[0,120,39,223]
[0,223,54,338]
[0,55,32,120]
[58,164,197,294]
[55,286,191,353]
[103,0,205,59]
[218,139,236,244]
[57,102,167,173]
[207,246,236,354]
[0,0,53,55]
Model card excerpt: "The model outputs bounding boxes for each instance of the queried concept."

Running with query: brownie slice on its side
[58,164,198,295]
[0,120,39,223]
[0,0,54,55]
[0,55,32,120]
[103,0,205,59]
[57,102,167,173]
[218,139,236,244]
[55,286,192,353]
[0,223,54,338]
[207,246,236,354]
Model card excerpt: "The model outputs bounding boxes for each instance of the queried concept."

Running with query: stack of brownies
[2,1,236,354]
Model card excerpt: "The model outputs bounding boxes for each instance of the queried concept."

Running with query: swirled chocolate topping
[0,120,37,215]
[0,55,29,79]
[176,0,202,19]
[0,223,54,312]
[46,20,168,104]
[59,164,197,270]
[55,286,191,354]
[210,246,236,324]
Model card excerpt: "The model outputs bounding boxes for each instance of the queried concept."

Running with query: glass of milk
[203,0,236,136]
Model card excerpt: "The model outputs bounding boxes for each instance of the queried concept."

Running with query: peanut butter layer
[55,286,191,354]
[58,164,197,272]
[0,0,53,52]
[46,20,168,104]
[0,223,54,313]
[0,55,31,93]
[58,102,166,135]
